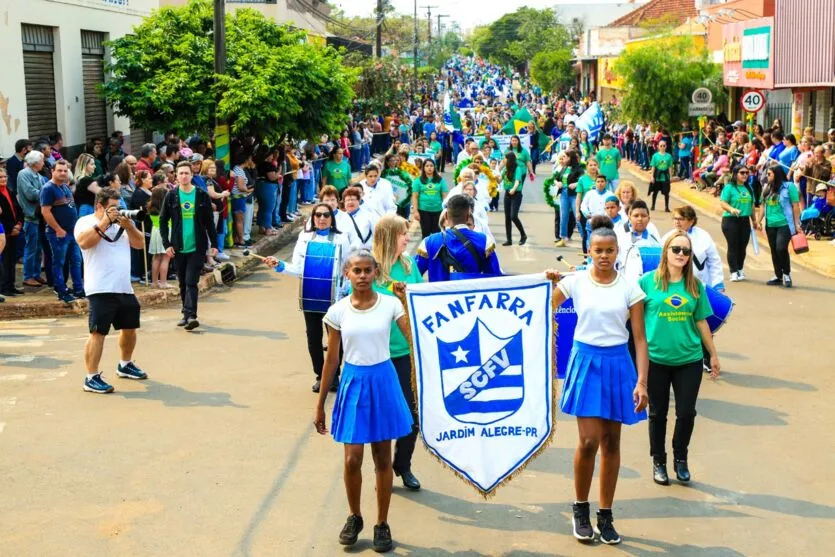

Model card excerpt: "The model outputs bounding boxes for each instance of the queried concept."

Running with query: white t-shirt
[323,294,405,366]
[74,214,133,296]
[361,178,396,217]
[557,272,645,346]
[343,207,377,251]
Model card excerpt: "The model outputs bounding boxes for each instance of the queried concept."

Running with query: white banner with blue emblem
[406,274,555,496]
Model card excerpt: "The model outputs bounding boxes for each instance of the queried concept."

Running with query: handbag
[791,232,809,254]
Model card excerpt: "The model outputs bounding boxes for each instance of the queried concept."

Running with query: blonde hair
[200,159,215,176]
[372,214,412,284]
[654,231,701,298]
[615,180,639,202]
[458,168,475,183]
[74,153,96,180]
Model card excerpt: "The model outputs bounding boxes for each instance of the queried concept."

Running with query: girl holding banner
[546,216,649,545]
[313,250,413,553]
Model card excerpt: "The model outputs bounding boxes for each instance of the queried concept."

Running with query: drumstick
[555,255,574,269]
[242,249,266,261]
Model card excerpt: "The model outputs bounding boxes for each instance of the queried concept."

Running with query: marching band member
[546,215,649,546]
[360,162,396,218]
[313,250,413,554]
[639,231,721,486]
[317,185,360,249]
[615,200,662,283]
[663,205,724,292]
[372,215,424,491]
[342,186,377,251]
[444,179,493,243]
[416,194,502,281]
[268,201,351,394]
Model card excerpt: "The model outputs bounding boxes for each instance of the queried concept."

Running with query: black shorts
[88,293,141,335]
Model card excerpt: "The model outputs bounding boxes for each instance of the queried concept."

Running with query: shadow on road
[525,446,641,480]
[718,371,817,392]
[113,380,248,408]
[0,355,73,369]
[696,398,790,426]
[617,537,746,556]
[690,483,835,519]
[397,545,563,557]
[199,325,289,340]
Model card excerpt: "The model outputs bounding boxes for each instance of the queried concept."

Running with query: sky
[331,0,627,31]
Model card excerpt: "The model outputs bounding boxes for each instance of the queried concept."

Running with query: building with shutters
[0,0,158,159]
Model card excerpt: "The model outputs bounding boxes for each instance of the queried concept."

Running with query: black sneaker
[83,373,114,394]
[58,291,76,304]
[117,361,148,380]
[329,379,339,393]
[72,289,86,299]
[766,276,782,286]
[571,502,594,541]
[312,379,321,393]
[338,514,363,546]
[372,521,393,553]
[184,317,200,331]
[176,317,188,327]
[783,274,793,288]
[595,510,621,545]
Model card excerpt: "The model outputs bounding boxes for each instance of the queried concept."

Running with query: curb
[623,162,835,280]
[0,216,307,321]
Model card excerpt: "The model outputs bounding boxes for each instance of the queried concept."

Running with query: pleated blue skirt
[332,360,414,444]
[560,341,647,425]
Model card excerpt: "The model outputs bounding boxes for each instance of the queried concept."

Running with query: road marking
[0,423,5,434]
[0,396,17,408]
[0,374,27,382]
[34,371,68,383]
[0,340,44,348]
[0,355,35,363]
[0,318,57,327]
[0,328,52,336]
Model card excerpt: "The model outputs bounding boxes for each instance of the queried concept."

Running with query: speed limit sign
[741,90,766,113]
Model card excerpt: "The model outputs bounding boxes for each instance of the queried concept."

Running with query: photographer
[159,161,218,330]
[75,188,148,394]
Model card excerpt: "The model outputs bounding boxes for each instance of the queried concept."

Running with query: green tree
[530,49,574,94]
[616,36,726,131]
[101,0,355,141]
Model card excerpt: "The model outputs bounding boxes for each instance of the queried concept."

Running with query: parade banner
[406,275,556,496]
[471,134,531,153]
[575,102,606,143]
[408,150,437,165]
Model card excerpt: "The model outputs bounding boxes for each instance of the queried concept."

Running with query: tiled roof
[608,0,698,27]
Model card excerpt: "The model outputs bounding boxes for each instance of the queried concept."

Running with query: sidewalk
[0,214,308,321]
[623,161,835,279]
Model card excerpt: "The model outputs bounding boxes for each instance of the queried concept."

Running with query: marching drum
[705,285,734,333]
[299,241,341,313]
[621,245,662,283]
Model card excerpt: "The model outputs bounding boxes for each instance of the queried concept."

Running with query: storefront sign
[722,18,774,89]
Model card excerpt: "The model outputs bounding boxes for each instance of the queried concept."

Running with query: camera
[118,208,146,220]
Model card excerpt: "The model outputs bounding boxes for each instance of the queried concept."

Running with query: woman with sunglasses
[719,165,758,282]
[639,231,720,486]
[271,202,351,393]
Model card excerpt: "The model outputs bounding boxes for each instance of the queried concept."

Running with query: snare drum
[299,241,341,313]
[621,245,662,282]
[554,299,577,379]
[705,286,734,333]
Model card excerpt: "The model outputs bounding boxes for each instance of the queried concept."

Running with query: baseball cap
[815,183,827,192]
[189,153,204,163]
[733,121,744,128]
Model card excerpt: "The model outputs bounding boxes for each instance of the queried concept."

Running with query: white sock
[119,360,131,368]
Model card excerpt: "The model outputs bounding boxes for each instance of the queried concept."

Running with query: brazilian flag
[502,108,550,152]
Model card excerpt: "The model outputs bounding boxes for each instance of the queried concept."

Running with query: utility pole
[213,0,225,75]
[421,5,438,43]
[375,0,383,58]
[437,14,448,38]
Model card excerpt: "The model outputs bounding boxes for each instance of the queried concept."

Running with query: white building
[555,0,650,29]
[0,0,158,158]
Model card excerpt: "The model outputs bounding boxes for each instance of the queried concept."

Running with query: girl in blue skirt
[546,215,650,546]
[314,249,413,553]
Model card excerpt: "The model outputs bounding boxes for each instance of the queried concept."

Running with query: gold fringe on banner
[397,279,560,499]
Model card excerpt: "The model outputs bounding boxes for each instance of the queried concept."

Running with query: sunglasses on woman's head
[313,212,331,218]
[669,246,692,256]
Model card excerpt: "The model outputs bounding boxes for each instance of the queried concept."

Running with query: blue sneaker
[83,373,114,394]
[116,361,148,380]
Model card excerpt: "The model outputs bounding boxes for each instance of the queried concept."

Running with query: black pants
[418,209,441,238]
[648,359,703,461]
[489,194,499,211]
[0,233,16,291]
[303,311,341,380]
[392,355,419,474]
[278,182,290,222]
[579,214,588,254]
[766,225,791,277]
[721,216,750,274]
[553,207,576,241]
[504,192,526,242]
[39,218,54,286]
[174,251,204,318]
[651,180,671,211]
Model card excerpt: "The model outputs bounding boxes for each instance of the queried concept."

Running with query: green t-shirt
[374,259,423,358]
[720,183,754,217]
[639,273,713,366]
[596,147,621,181]
[178,187,197,253]
[503,165,526,191]
[413,177,448,212]
[576,174,596,197]
[650,152,673,181]
[323,159,352,192]
[430,141,443,155]
[478,137,491,149]
[761,183,799,228]
[509,147,531,167]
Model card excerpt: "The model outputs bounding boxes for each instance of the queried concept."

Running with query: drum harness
[347,213,372,245]
[437,228,491,274]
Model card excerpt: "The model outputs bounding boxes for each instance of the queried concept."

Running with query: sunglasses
[313,212,331,218]
[738,170,750,175]
[669,246,692,256]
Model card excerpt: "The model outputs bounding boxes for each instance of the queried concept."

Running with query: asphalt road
[1,166,834,556]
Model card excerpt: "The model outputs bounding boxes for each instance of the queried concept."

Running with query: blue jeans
[22,221,41,281]
[46,231,83,294]
[256,181,278,228]
[287,180,298,214]
[362,144,371,167]
[217,216,227,252]
[559,190,578,240]
[300,178,315,202]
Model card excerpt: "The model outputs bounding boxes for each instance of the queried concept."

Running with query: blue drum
[705,285,734,333]
[299,241,340,313]
[554,299,577,380]
[621,245,662,282]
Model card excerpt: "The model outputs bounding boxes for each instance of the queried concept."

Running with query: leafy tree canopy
[471,7,573,71]
[102,0,356,142]
[530,49,575,94]
[616,36,726,131]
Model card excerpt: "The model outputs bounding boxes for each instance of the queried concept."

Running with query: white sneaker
[729,272,740,282]
[830,238,835,245]
[215,252,230,262]
[737,270,746,281]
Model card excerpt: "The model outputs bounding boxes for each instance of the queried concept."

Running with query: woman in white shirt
[615,200,662,284]
[360,163,396,218]
[342,186,377,251]
[663,205,724,291]
[270,202,351,393]
[545,216,649,546]
[314,250,413,554]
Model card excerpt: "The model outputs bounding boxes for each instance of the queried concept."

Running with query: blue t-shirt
[778,146,799,169]
[423,121,435,137]
[679,136,693,158]
[39,181,77,233]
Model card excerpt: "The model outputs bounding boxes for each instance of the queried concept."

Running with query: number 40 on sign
[741,90,766,113]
